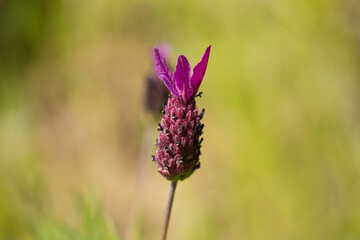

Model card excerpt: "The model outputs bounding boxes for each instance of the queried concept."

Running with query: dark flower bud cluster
[144,72,169,116]
[153,45,211,181]
[154,96,205,180]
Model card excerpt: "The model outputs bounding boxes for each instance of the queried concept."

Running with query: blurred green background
[1,0,360,239]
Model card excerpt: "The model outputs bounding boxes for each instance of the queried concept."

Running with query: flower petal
[154,47,178,96]
[174,55,192,100]
[190,45,211,96]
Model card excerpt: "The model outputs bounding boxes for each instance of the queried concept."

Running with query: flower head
[153,46,211,181]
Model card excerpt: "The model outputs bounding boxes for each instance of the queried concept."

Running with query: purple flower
[153,46,211,181]
[154,45,211,102]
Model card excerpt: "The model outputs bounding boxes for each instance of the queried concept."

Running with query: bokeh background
[1,0,360,239]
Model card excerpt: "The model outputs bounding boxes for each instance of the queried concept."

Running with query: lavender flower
[153,45,211,181]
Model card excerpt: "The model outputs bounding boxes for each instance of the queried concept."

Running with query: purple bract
[154,45,211,102]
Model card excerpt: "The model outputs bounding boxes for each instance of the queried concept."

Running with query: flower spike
[153,45,211,181]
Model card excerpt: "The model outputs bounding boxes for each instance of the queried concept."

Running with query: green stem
[161,180,178,240]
